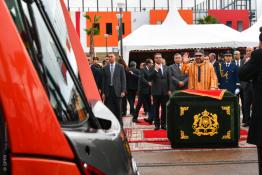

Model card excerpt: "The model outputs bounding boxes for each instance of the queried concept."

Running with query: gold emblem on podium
[222,130,231,140]
[180,130,189,140]
[180,106,189,117]
[192,110,219,136]
[221,106,231,115]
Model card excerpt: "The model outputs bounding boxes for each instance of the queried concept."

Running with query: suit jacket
[234,59,243,68]
[138,67,152,95]
[239,48,262,145]
[235,59,249,90]
[212,61,220,78]
[102,63,126,97]
[91,64,102,90]
[217,62,240,93]
[168,64,188,91]
[126,67,139,91]
[149,64,169,96]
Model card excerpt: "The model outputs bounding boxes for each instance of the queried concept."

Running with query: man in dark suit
[126,61,139,116]
[209,53,220,77]
[168,53,188,93]
[102,53,126,125]
[234,50,246,122]
[217,51,240,94]
[133,59,154,123]
[150,53,169,130]
[241,47,254,127]
[233,50,242,68]
[90,57,102,92]
[239,30,262,174]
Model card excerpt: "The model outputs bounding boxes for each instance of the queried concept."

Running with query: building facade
[67,0,259,55]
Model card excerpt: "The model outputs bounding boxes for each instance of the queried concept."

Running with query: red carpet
[146,141,171,145]
[143,130,167,138]
[141,129,247,143]
[124,114,255,151]
[240,129,248,135]
[136,119,152,126]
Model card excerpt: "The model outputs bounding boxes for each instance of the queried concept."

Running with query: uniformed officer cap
[224,50,233,56]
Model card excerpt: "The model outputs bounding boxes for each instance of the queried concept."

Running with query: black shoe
[144,118,153,124]
[132,118,138,123]
[242,123,249,127]
[154,126,160,130]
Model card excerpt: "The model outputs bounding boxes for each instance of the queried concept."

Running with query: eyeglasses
[195,55,202,57]
[155,57,162,59]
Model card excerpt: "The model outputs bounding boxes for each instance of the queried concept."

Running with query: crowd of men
[87,47,254,130]
[87,31,262,174]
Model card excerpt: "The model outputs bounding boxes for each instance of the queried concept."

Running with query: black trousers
[134,94,150,119]
[105,87,123,125]
[122,96,127,116]
[153,95,168,127]
[127,90,137,116]
[258,146,262,175]
[242,84,254,124]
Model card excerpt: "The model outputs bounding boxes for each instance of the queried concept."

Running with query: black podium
[166,91,240,148]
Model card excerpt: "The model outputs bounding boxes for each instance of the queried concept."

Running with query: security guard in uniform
[217,51,240,95]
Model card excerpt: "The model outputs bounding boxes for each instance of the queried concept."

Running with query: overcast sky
[69,0,204,9]
[68,0,261,18]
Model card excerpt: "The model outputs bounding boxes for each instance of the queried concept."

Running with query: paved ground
[133,148,258,175]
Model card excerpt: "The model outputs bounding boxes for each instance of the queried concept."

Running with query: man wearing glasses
[186,49,218,90]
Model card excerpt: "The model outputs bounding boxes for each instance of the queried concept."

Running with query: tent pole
[97,0,99,12]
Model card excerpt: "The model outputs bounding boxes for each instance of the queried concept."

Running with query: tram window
[6,0,92,128]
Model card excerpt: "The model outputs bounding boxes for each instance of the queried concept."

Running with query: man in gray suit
[168,53,188,94]
[102,53,126,125]
[150,53,169,130]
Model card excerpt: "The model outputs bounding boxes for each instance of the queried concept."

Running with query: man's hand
[121,92,125,97]
[234,88,240,95]
[168,91,172,97]
[245,57,250,64]
[148,82,152,86]
[102,94,105,102]
[182,52,190,64]
[178,81,184,87]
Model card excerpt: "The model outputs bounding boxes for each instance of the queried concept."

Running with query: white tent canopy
[238,15,262,47]
[123,0,241,63]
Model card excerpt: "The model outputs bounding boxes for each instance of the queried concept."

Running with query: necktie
[177,64,180,70]
[110,64,114,86]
